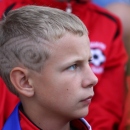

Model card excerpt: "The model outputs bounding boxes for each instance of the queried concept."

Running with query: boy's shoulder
[0,78,19,130]
[3,102,91,130]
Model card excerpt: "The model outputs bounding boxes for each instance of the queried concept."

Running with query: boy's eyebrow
[61,55,92,66]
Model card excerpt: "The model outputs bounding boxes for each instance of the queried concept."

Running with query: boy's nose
[82,66,98,88]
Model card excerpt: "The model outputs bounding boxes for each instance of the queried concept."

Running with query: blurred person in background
[91,1,130,129]
[0,0,128,129]
[92,0,130,46]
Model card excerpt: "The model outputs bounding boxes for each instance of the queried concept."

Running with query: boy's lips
[80,95,93,105]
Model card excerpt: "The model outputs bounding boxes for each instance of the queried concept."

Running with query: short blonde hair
[0,5,88,95]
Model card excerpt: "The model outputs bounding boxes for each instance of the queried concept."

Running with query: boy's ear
[10,67,34,97]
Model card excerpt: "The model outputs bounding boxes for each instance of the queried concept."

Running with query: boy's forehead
[54,33,90,49]
[46,33,91,62]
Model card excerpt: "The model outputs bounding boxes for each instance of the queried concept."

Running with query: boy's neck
[20,104,72,130]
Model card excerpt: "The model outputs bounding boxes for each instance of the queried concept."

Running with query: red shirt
[19,110,90,130]
[0,1,128,130]
[0,78,19,130]
[2,102,91,130]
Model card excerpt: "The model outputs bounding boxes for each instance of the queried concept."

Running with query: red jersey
[19,112,91,130]
[2,103,91,130]
[0,1,128,130]
[0,78,19,129]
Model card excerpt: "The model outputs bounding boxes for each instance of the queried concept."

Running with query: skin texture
[11,33,98,130]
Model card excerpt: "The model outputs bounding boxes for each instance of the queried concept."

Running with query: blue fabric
[92,0,130,7]
[2,103,21,130]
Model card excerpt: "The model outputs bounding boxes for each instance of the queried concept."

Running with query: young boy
[0,1,128,130]
[0,5,98,130]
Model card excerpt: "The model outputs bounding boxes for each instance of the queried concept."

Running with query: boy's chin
[72,108,89,119]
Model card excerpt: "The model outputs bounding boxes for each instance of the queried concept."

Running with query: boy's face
[30,33,98,119]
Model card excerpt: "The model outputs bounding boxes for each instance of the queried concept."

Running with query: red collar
[19,110,90,130]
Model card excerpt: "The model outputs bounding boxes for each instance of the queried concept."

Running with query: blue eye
[68,64,77,71]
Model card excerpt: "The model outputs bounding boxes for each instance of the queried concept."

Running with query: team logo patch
[91,48,106,66]
[90,41,106,74]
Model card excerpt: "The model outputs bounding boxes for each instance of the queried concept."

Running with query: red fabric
[0,0,33,19]
[19,111,39,130]
[119,76,130,130]
[0,1,128,130]
[19,110,89,130]
[0,78,19,130]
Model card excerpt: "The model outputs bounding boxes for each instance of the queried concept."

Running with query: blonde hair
[0,5,88,95]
